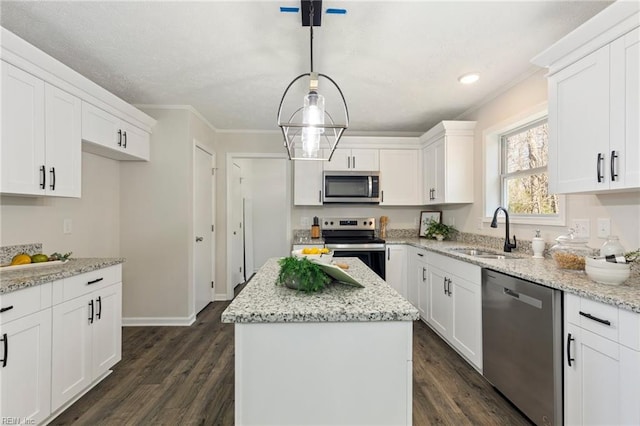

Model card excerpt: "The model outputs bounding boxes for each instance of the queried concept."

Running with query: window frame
[482,102,565,227]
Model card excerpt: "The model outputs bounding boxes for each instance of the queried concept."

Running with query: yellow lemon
[10,253,31,266]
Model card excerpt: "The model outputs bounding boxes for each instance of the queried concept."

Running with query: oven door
[328,246,386,280]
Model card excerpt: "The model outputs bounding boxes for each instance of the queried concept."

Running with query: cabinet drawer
[0,282,52,324]
[57,265,121,303]
[427,252,481,285]
[566,294,620,343]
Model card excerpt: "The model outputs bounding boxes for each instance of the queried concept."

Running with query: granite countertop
[0,258,124,294]
[221,257,419,324]
[385,237,640,313]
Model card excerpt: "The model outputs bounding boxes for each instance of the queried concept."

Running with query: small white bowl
[291,249,333,264]
[585,264,630,285]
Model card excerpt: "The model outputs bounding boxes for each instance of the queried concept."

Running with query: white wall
[120,107,216,322]
[447,69,640,250]
[0,151,120,257]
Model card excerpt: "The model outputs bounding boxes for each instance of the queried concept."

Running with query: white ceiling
[0,1,612,135]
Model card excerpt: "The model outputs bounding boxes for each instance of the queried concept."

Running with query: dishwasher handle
[503,288,520,299]
[501,286,543,309]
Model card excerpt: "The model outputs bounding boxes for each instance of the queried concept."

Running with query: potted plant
[424,218,457,241]
[276,256,331,293]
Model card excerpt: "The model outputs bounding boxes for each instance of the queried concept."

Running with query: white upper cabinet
[379,149,422,205]
[324,148,379,171]
[293,149,323,206]
[82,102,150,161]
[1,62,81,197]
[421,121,476,205]
[532,3,640,193]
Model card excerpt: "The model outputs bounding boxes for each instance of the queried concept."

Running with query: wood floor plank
[50,301,531,425]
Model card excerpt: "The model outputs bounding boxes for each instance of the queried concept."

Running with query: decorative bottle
[532,229,545,259]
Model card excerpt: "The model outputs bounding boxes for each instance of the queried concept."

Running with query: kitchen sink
[449,247,522,260]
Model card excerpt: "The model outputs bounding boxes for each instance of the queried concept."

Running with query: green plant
[424,219,457,240]
[276,257,331,293]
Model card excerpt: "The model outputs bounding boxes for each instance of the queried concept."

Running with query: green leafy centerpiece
[277,256,331,293]
[423,218,457,241]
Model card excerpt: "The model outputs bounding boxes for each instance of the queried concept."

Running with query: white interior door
[194,145,213,314]
[231,162,245,286]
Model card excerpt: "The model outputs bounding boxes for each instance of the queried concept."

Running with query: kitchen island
[222,257,419,426]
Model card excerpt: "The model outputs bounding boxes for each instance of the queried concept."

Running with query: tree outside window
[500,119,559,216]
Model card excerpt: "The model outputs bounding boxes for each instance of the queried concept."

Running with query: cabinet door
[416,257,429,320]
[548,46,610,193]
[565,324,640,425]
[1,61,45,195]
[44,84,81,197]
[323,149,351,171]
[0,309,52,424]
[81,101,120,149]
[92,283,122,378]
[423,139,444,204]
[405,249,419,309]
[351,149,379,171]
[294,150,323,205]
[449,275,482,369]
[379,150,421,205]
[385,245,406,297]
[51,296,92,411]
[120,121,150,161]
[610,27,640,190]
[427,266,451,337]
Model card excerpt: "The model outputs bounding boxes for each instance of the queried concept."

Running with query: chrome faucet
[491,207,517,252]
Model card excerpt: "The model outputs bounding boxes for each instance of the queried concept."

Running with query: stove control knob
[324,221,328,226]
[330,221,334,225]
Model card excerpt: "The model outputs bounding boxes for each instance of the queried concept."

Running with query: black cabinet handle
[387,247,390,261]
[88,300,94,324]
[579,311,611,326]
[417,253,424,257]
[87,277,104,285]
[117,129,122,146]
[1,333,7,368]
[597,153,604,183]
[0,306,14,313]
[50,167,56,190]
[347,156,350,169]
[352,156,355,169]
[96,296,102,320]
[567,333,575,367]
[318,190,321,203]
[422,267,426,281]
[610,151,618,182]
[40,165,46,189]
[381,190,384,203]
[443,277,447,295]
[123,131,127,148]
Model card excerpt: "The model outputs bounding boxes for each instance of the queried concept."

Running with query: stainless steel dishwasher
[482,269,563,426]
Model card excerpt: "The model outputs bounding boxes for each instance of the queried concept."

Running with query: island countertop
[0,258,124,294]
[221,257,419,324]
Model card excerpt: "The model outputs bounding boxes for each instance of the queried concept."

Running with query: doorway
[226,154,291,299]
[193,142,215,315]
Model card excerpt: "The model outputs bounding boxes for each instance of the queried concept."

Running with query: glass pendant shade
[301,91,325,157]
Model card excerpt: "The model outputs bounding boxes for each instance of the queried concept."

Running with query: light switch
[63,219,72,234]
[597,218,611,238]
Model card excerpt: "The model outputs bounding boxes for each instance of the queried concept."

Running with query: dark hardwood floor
[51,301,530,425]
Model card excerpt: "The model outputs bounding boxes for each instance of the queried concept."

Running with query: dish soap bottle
[532,229,545,259]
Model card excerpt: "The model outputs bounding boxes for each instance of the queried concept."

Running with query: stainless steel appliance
[482,269,562,426]
[323,171,380,204]
[322,217,385,279]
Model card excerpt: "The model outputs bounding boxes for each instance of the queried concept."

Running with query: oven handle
[328,246,386,252]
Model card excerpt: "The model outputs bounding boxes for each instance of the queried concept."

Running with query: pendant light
[277,0,349,161]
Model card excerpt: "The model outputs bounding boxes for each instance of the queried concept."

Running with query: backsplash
[0,243,43,265]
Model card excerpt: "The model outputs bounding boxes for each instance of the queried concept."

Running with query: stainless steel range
[322,217,385,279]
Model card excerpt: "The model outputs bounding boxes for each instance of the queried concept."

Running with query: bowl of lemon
[292,247,333,264]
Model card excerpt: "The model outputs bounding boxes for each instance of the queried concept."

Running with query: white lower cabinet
[51,270,122,412]
[385,245,407,298]
[0,308,52,424]
[426,252,482,370]
[564,294,640,425]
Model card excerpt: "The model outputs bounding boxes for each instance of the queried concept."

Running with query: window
[483,102,564,226]
[500,118,559,217]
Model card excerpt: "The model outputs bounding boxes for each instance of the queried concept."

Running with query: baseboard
[122,314,196,327]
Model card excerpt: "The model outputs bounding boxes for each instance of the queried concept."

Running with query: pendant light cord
[309,1,314,73]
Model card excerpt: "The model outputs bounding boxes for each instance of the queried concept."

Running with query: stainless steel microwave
[323,171,380,204]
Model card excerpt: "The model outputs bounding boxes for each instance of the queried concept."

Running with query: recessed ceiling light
[458,73,480,85]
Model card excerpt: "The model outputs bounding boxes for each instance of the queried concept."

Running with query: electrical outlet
[448,217,455,227]
[597,218,611,238]
[477,217,483,230]
[63,219,72,234]
[301,217,310,227]
[572,219,590,238]
[414,217,419,227]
